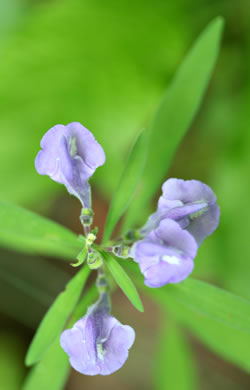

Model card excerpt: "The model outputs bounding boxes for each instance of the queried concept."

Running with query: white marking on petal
[189,206,208,220]
[97,343,106,360]
[69,136,78,156]
[175,200,184,206]
[162,255,180,265]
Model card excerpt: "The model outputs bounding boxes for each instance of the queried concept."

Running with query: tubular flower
[35,122,105,207]
[132,218,197,287]
[141,178,220,246]
[60,294,135,375]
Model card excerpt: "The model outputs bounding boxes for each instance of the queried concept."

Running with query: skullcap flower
[141,178,220,246]
[35,122,105,207]
[132,219,197,287]
[60,293,135,375]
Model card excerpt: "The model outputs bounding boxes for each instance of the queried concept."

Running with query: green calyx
[87,250,103,270]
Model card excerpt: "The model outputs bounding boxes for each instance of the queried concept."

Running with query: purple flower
[141,178,220,246]
[35,122,105,207]
[132,219,197,287]
[60,294,135,376]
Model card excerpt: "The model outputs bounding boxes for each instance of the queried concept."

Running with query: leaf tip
[210,16,225,34]
[24,351,35,367]
[138,304,144,313]
[215,15,224,29]
[135,298,144,313]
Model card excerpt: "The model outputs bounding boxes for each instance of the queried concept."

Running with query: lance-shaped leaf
[22,338,70,390]
[25,265,90,366]
[103,252,144,312]
[154,317,198,390]
[103,130,148,243]
[129,265,250,335]
[123,17,224,230]
[162,278,250,334]
[164,291,250,373]
[0,202,83,260]
[22,284,98,390]
[125,261,250,373]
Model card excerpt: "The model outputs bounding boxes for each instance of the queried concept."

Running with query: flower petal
[154,219,197,259]
[66,122,106,169]
[60,295,135,376]
[133,219,197,287]
[144,257,194,287]
[99,322,135,375]
[161,178,216,205]
[35,122,105,207]
[186,203,220,246]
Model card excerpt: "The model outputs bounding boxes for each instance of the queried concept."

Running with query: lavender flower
[35,122,105,207]
[141,178,220,246]
[132,219,197,287]
[60,294,135,375]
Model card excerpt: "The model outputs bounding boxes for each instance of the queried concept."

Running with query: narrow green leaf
[138,271,250,335]
[103,130,148,243]
[72,284,99,323]
[141,277,250,371]
[103,252,144,312]
[22,284,98,390]
[0,202,83,260]
[25,265,90,366]
[162,278,250,334]
[164,293,250,373]
[123,17,224,230]
[22,338,70,390]
[154,317,198,390]
[122,262,250,372]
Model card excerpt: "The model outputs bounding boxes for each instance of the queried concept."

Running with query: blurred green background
[0,0,250,389]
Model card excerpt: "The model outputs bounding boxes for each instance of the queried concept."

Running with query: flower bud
[80,208,93,227]
[87,250,103,270]
[113,245,130,259]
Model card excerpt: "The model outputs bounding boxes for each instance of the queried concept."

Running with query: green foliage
[0,0,24,42]
[164,278,250,334]
[103,252,144,312]
[25,265,90,366]
[165,294,250,373]
[72,283,99,322]
[0,202,83,260]
[0,0,186,205]
[122,261,250,372]
[22,284,98,390]
[0,252,70,329]
[22,337,70,390]
[103,130,149,243]
[196,90,250,302]
[154,318,198,390]
[1,1,249,386]
[0,330,27,390]
[123,17,224,230]
[146,277,250,372]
